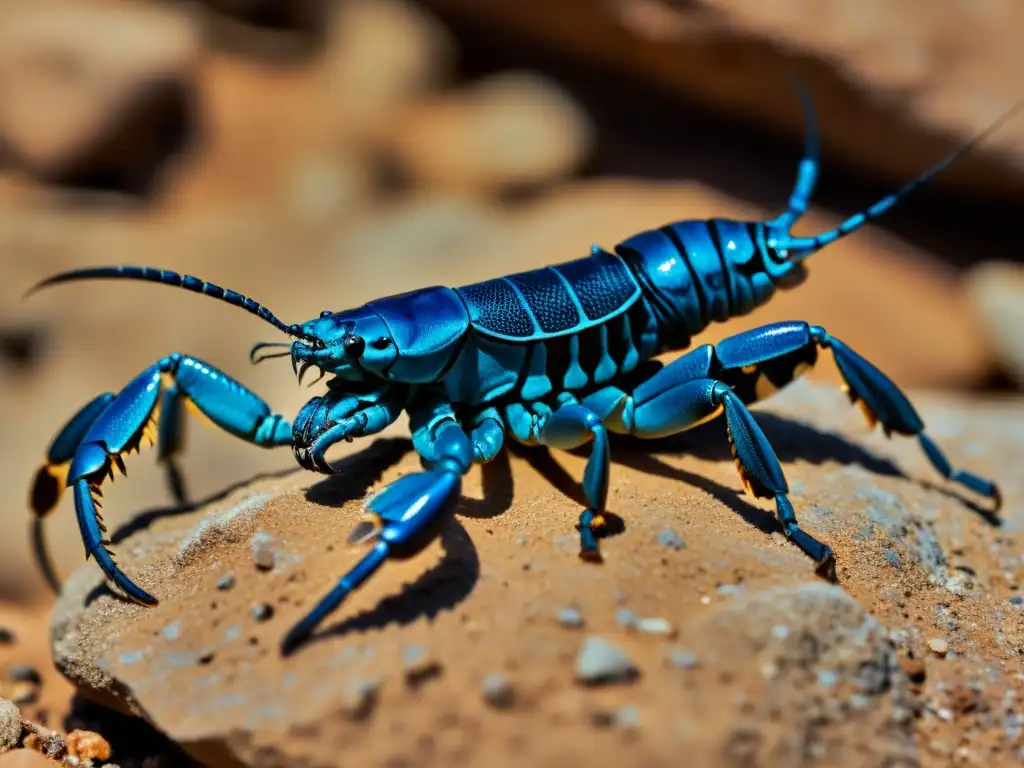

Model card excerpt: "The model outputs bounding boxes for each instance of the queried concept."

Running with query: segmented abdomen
[615,218,783,349]
[455,249,642,342]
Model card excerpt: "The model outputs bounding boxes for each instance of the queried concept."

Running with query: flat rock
[46,380,1023,766]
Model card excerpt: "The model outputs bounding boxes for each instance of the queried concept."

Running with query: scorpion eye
[343,334,365,357]
[371,336,392,350]
[320,310,332,318]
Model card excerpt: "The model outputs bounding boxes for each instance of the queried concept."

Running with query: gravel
[575,636,639,685]
[482,674,515,709]
[558,607,585,628]
[216,572,236,591]
[250,531,277,571]
[657,529,685,550]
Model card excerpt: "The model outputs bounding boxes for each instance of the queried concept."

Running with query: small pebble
[402,644,428,668]
[161,620,182,641]
[883,548,902,568]
[1009,595,1023,606]
[817,669,839,688]
[251,603,274,622]
[850,693,871,710]
[216,572,236,591]
[575,636,639,685]
[665,647,698,669]
[8,665,41,685]
[657,529,685,550]
[340,677,379,720]
[614,705,641,728]
[557,607,584,629]
[402,645,442,687]
[928,638,949,657]
[251,531,277,571]
[636,617,676,637]
[615,608,638,628]
[482,674,515,709]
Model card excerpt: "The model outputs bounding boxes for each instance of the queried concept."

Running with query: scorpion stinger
[770,97,1024,262]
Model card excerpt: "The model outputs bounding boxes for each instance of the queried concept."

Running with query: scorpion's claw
[73,475,158,605]
[55,368,166,604]
[29,392,116,593]
[281,469,462,656]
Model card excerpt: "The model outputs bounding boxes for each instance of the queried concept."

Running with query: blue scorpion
[27,89,1015,656]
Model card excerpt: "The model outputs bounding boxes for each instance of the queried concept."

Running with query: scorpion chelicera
[27,88,1016,655]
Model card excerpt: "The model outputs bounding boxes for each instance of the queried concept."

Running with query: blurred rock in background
[0,1,1020,762]
[418,0,1024,196]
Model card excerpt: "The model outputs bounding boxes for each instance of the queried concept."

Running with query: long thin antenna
[26,265,294,334]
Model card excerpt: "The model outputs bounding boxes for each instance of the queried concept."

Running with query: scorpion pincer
[26,84,1017,655]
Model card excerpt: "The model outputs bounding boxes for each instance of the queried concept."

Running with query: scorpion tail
[777,98,1024,261]
[25,265,293,335]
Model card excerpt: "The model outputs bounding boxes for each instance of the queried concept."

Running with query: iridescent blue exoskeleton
[27,87,1015,655]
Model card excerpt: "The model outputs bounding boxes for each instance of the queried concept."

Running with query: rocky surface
[420,0,1024,197]
[45,380,1023,767]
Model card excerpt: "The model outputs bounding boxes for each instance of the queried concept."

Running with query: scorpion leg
[626,359,835,575]
[281,404,474,655]
[708,322,1001,511]
[816,328,1001,509]
[536,404,610,562]
[51,354,291,604]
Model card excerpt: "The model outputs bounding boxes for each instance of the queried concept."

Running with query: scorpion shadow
[657,412,999,526]
[84,410,996,628]
[534,411,998,529]
[295,449,514,647]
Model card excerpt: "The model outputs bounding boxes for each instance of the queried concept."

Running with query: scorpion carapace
[26,85,1017,655]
